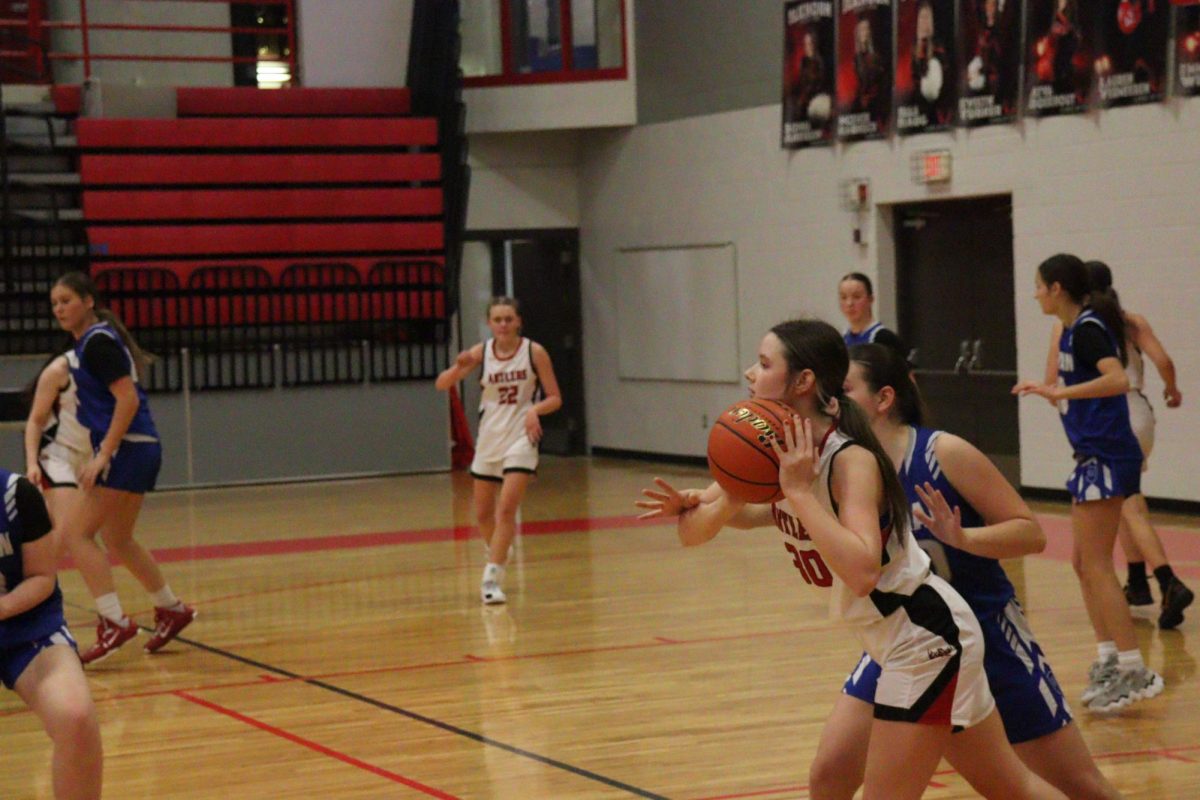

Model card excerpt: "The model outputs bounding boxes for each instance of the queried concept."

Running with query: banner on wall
[1175,2,1200,96]
[783,0,838,148]
[958,0,1022,125]
[896,0,958,132]
[1093,0,1170,106]
[1025,0,1097,115]
[837,0,894,140]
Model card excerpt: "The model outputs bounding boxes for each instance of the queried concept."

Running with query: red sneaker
[144,604,196,653]
[79,615,140,665]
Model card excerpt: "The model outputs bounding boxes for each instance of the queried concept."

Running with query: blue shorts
[842,598,1072,744]
[0,625,77,689]
[1066,456,1140,503]
[96,439,162,494]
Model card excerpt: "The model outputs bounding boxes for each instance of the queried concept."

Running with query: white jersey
[42,356,91,455]
[474,338,540,462]
[770,426,933,661]
[1125,340,1145,392]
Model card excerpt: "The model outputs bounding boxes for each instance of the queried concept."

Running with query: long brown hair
[769,319,910,541]
[1038,253,1127,365]
[54,271,152,381]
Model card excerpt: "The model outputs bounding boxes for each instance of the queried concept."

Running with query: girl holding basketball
[803,342,1119,799]
[436,297,561,605]
[638,319,1064,800]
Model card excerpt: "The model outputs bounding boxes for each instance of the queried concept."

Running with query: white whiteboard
[615,243,740,383]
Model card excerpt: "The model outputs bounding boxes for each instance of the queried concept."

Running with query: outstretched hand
[912,482,965,549]
[636,477,702,520]
[1011,380,1057,401]
[769,414,819,497]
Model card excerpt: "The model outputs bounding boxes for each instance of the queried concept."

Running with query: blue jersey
[0,471,65,648]
[900,427,1014,615]
[70,322,158,441]
[1057,311,1140,462]
[843,322,887,347]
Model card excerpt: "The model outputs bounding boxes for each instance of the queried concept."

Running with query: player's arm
[435,343,483,391]
[919,434,1045,559]
[1043,322,1062,387]
[636,478,773,547]
[0,478,56,621]
[1128,312,1181,407]
[528,343,563,417]
[24,356,68,482]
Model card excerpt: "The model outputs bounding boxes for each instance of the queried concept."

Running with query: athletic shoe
[144,604,197,653]
[1123,582,1154,608]
[80,615,140,665]
[1159,578,1195,630]
[1086,666,1165,713]
[1081,656,1118,705]
[481,580,507,605]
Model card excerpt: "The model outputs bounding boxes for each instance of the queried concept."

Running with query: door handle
[953,339,971,375]
[967,339,982,372]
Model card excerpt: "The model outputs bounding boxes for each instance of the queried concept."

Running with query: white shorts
[868,575,995,730]
[38,441,89,489]
[1127,390,1155,468]
[470,436,538,482]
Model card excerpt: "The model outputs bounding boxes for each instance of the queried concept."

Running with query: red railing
[0,0,296,84]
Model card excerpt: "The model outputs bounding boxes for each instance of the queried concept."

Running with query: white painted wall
[466,131,582,230]
[298,0,412,87]
[577,102,1200,500]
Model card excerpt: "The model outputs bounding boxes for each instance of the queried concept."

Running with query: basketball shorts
[856,576,995,729]
[470,434,538,482]
[95,438,162,495]
[1066,455,1140,503]
[0,625,77,689]
[38,441,89,489]
[1127,390,1155,469]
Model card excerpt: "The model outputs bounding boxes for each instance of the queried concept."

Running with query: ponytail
[1082,260,1127,365]
[835,396,912,541]
[1039,254,1126,365]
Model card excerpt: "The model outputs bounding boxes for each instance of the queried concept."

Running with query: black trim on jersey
[503,467,537,476]
[13,477,53,541]
[824,439,858,518]
[82,333,130,385]
[870,584,964,723]
[469,470,503,483]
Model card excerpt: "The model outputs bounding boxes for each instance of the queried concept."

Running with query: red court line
[174,690,461,799]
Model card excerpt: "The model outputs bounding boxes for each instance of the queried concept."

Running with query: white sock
[96,593,126,624]
[1097,641,1118,662]
[1117,649,1145,673]
[482,563,506,585]
[151,585,181,609]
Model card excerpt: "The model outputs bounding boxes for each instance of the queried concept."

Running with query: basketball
[706,399,793,504]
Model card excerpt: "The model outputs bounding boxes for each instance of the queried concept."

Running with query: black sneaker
[1124,582,1154,608]
[1159,578,1195,630]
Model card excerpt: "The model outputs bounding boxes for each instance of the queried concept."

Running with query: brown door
[896,195,1020,484]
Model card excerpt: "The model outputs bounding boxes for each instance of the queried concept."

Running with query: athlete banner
[1175,2,1200,96]
[1093,0,1170,106]
[896,0,957,133]
[958,0,1022,125]
[783,0,837,148]
[837,0,894,140]
[1025,0,1097,115]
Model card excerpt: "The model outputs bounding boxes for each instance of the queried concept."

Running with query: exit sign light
[912,149,952,184]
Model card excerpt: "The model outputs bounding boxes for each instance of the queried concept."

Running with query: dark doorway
[895,195,1020,484]
[470,230,586,456]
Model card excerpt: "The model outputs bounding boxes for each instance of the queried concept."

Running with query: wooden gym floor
[2,456,1197,799]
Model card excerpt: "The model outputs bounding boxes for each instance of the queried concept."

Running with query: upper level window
[462,0,626,86]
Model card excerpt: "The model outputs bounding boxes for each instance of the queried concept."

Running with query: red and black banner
[958,0,1022,125]
[837,0,894,140]
[1025,0,1097,115]
[783,0,837,148]
[1175,1,1200,96]
[1093,0,1170,106]
[896,0,957,132]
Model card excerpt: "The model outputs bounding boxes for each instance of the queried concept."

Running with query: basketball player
[804,342,1120,799]
[24,352,91,551]
[1041,261,1192,629]
[1014,254,1163,711]
[838,273,908,361]
[639,319,1065,800]
[1,466,103,799]
[50,273,195,664]
[436,297,562,605]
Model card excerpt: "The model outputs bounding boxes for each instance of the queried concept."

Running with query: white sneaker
[481,580,507,605]
[1081,656,1118,705]
[1086,666,1165,713]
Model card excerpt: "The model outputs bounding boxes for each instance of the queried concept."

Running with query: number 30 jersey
[475,338,541,461]
[900,427,1014,616]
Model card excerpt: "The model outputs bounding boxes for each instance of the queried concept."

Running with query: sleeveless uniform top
[843,322,887,347]
[1056,310,1140,462]
[0,470,64,647]
[474,338,540,461]
[40,357,91,456]
[901,427,1014,615]
[769,426,932,658]
[70,322,158,441]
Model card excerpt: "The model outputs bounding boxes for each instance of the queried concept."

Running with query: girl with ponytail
[1014,253,1163,713]
[638,320,1065,800]
[49,272,195,665]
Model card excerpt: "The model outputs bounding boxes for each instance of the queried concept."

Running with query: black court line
[70,603,669,800]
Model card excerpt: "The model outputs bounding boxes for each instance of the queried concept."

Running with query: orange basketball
[706,398,793,504]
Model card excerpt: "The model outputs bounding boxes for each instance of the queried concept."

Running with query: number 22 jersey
[474,338,541,462]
